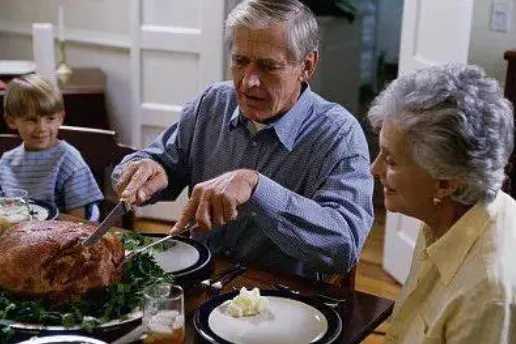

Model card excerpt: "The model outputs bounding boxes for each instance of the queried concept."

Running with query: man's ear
[300,50,318,81]
[4,115,17,130]
[435,179,460,200]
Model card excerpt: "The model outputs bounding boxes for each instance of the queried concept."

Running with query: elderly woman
[369,63,516,343]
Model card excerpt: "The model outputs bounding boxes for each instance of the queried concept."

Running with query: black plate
[28,199,59,220]
[194,289,342,344]
[143,233,212,287]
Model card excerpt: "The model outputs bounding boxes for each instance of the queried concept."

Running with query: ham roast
[0,220,124,304]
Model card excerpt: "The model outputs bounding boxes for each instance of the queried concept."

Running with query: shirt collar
[424,193,500,285]
[228,83,314,152]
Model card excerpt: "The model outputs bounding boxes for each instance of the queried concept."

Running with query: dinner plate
[194,290,342,344]
[29,199,59,221]
[0,199,58,224]
[145,234,212,285]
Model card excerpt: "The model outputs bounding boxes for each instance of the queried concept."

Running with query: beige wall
[0,0,132,144]
[469,0,516,84]
[0,0,129,34]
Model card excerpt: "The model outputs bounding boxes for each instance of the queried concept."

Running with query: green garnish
[0,232,175,344]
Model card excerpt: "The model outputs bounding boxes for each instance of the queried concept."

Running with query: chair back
[57,126,136,194]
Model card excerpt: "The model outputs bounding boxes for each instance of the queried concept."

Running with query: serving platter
[17,335,107,344]
[194,289,342,344]
[2,234,211,343]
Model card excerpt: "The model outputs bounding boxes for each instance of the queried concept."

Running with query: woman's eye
[385,156,396,166]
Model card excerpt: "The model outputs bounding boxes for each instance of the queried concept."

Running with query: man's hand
[116,159,169,205]
[171,169,259,234]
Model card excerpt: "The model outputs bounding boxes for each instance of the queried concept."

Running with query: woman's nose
[370,155,383,178]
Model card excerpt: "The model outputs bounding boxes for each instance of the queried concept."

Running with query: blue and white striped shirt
[114,81,374,277]
[0,140,103,212]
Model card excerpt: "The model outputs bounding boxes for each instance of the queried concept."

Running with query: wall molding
[0,20,131,50]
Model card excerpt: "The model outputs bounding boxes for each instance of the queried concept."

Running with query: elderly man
[113,0,373,278]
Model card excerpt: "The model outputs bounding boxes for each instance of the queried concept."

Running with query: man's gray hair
[225,0,319,63]
[368,63,514,204]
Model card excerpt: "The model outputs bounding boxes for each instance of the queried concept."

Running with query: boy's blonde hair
[3,74,64,118]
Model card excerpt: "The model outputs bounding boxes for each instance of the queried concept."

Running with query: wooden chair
[0,125,137,228]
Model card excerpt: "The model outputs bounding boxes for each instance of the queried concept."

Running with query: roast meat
[0,220,124,304]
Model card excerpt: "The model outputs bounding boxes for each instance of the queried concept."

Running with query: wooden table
[47,215,395,343]
[0,68,109,133]
[180,257,394,344]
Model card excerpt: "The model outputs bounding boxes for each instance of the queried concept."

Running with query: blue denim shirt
[113,81,374,277]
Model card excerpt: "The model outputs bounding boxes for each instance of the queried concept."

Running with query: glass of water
[143,283,185,344]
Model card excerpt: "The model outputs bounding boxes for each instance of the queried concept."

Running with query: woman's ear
[435,179,460,199]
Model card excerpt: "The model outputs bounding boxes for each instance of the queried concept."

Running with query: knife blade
[83,201,131,246]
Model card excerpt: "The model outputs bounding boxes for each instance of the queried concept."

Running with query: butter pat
[227,287,269,317]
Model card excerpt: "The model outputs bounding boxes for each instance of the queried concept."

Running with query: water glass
[143,283,185,344]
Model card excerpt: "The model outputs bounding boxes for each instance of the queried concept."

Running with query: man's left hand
[171,169,259,233]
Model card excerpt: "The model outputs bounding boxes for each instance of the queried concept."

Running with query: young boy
[0,74,103,219]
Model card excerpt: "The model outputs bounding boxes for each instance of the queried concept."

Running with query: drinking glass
[142,283,185,344]
[0,188,32,225]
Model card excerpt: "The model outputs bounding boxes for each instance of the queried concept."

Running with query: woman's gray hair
[225,0,319,63]
[368,63,514,204]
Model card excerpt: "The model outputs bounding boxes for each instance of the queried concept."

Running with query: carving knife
[83,201,131,246]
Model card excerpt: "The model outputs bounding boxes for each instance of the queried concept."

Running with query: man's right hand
[116,159,169,205]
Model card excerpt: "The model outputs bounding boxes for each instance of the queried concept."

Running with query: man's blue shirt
[114,81,374,277]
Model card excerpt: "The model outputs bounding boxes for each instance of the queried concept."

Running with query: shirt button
[224,249,233,257]
[251,211,257,217]
[252,141,258,147]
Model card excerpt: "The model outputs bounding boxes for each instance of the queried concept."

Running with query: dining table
[51,214,395,344]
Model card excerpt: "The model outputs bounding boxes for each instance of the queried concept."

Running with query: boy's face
[6,112,64,151]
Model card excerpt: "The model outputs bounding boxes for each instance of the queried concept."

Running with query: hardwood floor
[356,209,401,343]
[134,208,400,343]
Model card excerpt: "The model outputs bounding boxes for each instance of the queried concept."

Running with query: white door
[129,0,225,221]
[383,0,474,284]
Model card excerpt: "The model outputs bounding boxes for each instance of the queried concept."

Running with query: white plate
[18,335,107,344]
[151,239,200,273]
[30,203,50,220]
[0,60,35,75]
[209,296,329,344]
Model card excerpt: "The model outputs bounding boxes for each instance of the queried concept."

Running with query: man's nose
[243,66,261,88]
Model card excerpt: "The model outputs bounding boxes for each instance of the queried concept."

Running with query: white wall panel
[141,51,199,105]
[142,0,202,28]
